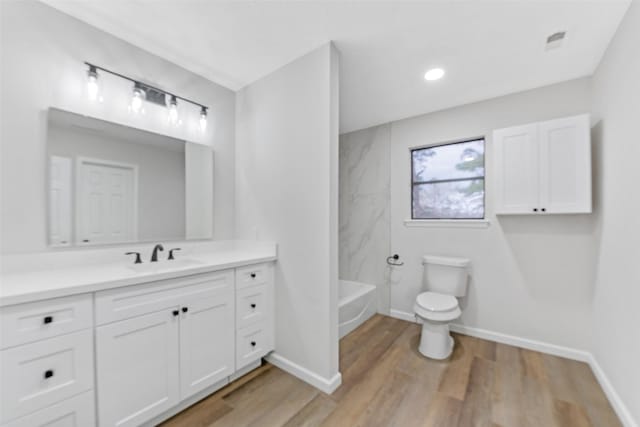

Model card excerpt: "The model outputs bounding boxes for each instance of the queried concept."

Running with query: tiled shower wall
[339,124,391,313]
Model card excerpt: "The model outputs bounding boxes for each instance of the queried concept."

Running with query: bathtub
[339,280,377,338]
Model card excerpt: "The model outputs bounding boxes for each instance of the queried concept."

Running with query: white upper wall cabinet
[493,114,591,215]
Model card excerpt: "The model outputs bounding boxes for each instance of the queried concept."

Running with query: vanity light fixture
[86,65,99,101]
[199,107,208,131]
[84,62,209,128]
[424,67,445,81]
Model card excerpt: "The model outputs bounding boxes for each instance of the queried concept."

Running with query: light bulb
[424,68,445,81]
[199,107,207,131]
[87,66,99,101]
[168,96,178,124]
[131,84,144,113]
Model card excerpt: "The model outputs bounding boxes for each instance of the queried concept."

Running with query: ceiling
[41,0,630,133]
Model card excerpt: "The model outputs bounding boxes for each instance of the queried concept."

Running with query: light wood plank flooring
[160,315,620,427]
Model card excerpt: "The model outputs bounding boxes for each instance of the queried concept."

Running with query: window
[411,138,485,219]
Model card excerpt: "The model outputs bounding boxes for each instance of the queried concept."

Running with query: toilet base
[418,319,454,360]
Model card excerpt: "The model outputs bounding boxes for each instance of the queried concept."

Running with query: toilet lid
[416,292,458,312]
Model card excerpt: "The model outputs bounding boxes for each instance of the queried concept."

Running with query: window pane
[412,139,484,182]
[412,179,485,219]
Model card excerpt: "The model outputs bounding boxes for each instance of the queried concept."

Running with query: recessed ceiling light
[424,68,445,81]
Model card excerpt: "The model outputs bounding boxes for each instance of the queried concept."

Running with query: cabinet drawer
[236,284,269,329]
[0,330,94,423]
[0,294,92,349]
[95,270,234,325]
[236,323,273,370]
[236,263,271,289]
[4,390,95,427]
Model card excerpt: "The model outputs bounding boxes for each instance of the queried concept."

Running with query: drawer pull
[43,316,53,324]
[182,307,189,313]
[251,303,256,309]
[172,310,180,316]
[44,369,54,379]
[250,273,256,278]
[251,341,256,347]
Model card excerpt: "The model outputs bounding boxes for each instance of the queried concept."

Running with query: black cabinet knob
[541,208,546,212]
[172,310,179,316]
[43,316,53,324]
[44,370,54,379]
[251,341,256,347]
[250,303,256,309]
[533,208,538,212]
[250,273,256,278]
[182,307,188,313]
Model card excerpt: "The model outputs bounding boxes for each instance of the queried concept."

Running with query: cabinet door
[179,272,234,399]
[493,124,539,214]
[538,114,591,213]
[96,310,179,427]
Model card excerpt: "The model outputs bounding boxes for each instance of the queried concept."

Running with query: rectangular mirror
[47,108,213,247]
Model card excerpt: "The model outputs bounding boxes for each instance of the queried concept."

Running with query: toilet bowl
[414,255,469,360]
[414,292,461,359]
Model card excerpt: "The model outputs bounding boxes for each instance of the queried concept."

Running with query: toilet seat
[414,292,461,322]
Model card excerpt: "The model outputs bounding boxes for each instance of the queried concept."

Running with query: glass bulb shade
[87,74,99,101]
[199,112,207,131]
[168,102,178,124]
[131,89,143,113]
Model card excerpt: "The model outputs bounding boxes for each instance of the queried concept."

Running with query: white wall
[48,124,186,242]
[341,77,595,351]
[0,0,236,253]
[235,43,340,387]
[591,1,640,424]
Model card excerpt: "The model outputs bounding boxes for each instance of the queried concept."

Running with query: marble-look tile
[339,124,391,313]
[341,124,390,197]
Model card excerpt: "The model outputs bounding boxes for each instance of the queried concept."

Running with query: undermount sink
[127,258,204,273]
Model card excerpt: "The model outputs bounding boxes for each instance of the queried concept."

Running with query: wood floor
[160,315,621,427]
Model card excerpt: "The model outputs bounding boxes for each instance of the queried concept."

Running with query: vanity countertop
[0,244,277,307]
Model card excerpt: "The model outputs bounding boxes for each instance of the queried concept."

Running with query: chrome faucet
[150,244,164,262]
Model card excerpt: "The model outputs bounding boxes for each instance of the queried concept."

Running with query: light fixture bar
[84,62,208,111]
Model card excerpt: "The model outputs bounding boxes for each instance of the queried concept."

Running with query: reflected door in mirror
[77,159,137,245]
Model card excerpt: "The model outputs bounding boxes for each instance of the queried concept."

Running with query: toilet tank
[422,255,470,297]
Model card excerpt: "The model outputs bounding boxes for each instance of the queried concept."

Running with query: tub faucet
[151,244,164,262]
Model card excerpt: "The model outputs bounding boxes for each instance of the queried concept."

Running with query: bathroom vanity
[0,243,276,427]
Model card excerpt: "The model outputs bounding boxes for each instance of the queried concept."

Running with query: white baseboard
[588,354,638,427]
[265,352,342,394]
[389,308,418,323]
[449,323,591,362]
[386,309,637,426]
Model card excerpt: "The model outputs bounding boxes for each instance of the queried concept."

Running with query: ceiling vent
[546,31,566,51]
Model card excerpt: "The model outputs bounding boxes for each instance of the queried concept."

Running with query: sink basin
[127,258,205,273]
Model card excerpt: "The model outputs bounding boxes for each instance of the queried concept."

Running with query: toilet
[414,255,470,359]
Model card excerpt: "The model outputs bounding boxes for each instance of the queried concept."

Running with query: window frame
[410,137,486,220]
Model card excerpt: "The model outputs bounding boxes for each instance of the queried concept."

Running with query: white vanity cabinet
[0,260,275,427]
[493,114,591,215]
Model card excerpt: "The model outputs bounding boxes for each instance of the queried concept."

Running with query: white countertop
[0,243,277,307]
